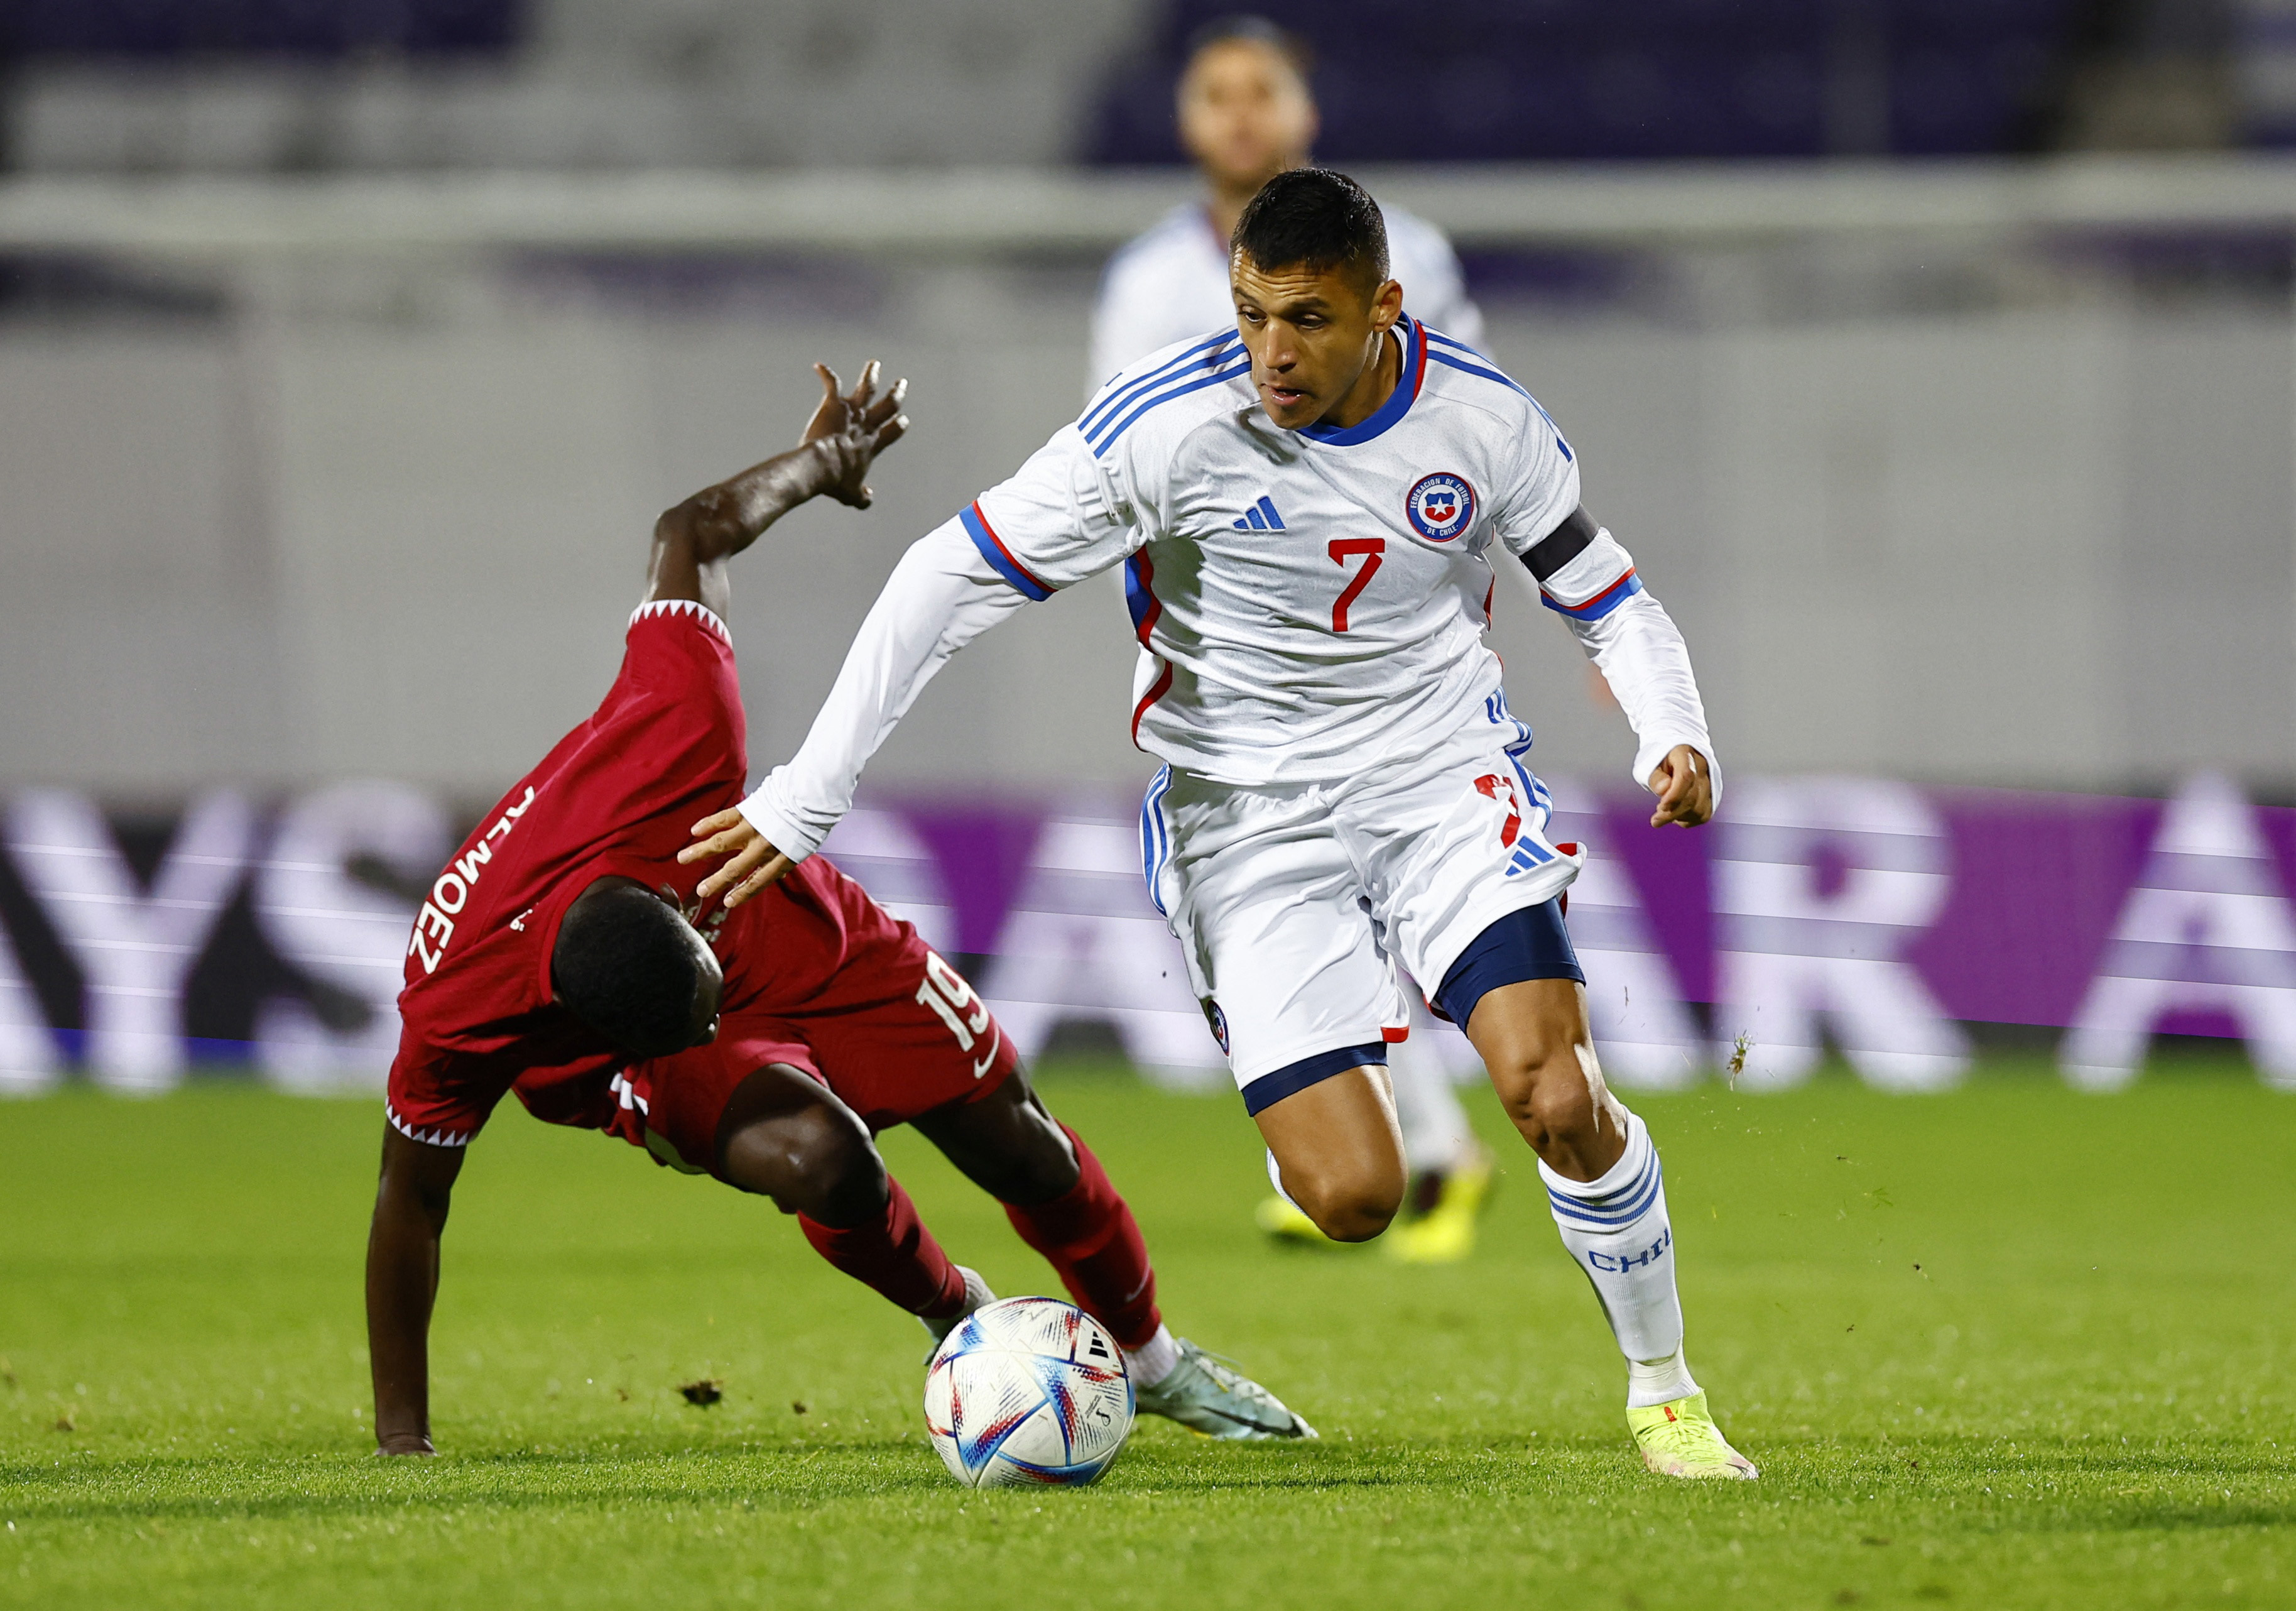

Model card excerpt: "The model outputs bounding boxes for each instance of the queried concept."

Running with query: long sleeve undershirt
[741,519,1721,864]
[739,520,1020,861]
[1564,586,1723,806]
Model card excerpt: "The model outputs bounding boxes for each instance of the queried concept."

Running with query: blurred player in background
[1092,12,1494,1263]
[366,364,1311,1455]
[1091,14,1484,386]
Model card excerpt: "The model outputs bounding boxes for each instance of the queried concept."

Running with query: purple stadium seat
[1083,0,2082,164]
[0,0,522,58]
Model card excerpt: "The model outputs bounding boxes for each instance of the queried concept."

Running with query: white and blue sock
[1540,1105,1698,1408]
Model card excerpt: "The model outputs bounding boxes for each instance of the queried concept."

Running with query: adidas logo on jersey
[1232,495,1287,532]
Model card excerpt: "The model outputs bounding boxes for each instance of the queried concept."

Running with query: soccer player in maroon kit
[365,363,1312,1455]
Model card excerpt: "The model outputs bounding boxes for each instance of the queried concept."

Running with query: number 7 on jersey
[1328,538,1385,633]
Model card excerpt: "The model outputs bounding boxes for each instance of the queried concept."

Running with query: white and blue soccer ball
[924,1296,1133,1488]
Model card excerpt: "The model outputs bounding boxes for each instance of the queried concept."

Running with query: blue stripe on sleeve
[1541,571,1643,621]
[959,503,1053,602]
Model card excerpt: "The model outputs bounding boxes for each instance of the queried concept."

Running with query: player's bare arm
[366,1124,464,1455]
[648,361,907,618]
[666,364,907,906]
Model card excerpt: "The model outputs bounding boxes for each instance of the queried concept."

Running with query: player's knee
[984,1112,1080,1206]
[793,1108,886,1226]
[1312,1186,1403,1243]
[1287,1160,1405,1243]
[809,1136,890,1228]
[721,1102,886,1226]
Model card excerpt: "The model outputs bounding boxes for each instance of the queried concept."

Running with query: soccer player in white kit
[1092,14,1496,1263]
[686,170,1756,1479]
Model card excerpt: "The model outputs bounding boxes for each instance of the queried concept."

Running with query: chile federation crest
[1405,472,1477,542]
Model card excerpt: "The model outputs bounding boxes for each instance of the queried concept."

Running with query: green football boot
[1627,1391,1758,1480]
[1135,1340,1317,1441]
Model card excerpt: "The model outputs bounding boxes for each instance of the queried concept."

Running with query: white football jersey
[1089,200,1485,391]
[963,314,1601,789]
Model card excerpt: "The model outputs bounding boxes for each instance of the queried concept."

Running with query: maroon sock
[799,1176,969,1319]
[1002,1126,1163,1350]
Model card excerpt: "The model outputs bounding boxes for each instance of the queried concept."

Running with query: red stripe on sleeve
[1545,567,1639,618]
[972,501,1055,598]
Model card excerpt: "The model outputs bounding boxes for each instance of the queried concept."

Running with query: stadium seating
[1084,0,2085,161]
[0,0,520,58]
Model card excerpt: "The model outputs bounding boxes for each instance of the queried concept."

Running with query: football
[923,1296,1134,1488]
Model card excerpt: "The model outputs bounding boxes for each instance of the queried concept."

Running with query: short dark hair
[552,883,714,1057]
[1185,14,1314,78]
[1231,168,1389,292]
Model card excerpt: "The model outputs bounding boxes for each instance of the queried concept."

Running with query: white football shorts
[1140,701,1586,1105]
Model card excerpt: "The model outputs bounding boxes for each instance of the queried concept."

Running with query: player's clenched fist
[1647,744,1714,829]
[680,807,793,909]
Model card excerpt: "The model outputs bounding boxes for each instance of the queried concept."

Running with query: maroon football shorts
[596,937,1021,1177]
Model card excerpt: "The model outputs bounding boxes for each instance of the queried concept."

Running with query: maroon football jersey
[385,599,888,1146]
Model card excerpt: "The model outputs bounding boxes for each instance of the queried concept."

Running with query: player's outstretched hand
[1648,745,1714,829]
[803,359,908,509]
[680,807,795,910]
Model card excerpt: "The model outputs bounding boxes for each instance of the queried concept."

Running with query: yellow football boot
[1627,1392,1758,1480]
[1385,1149,1494,1264]
[1254,1193,1336,1244]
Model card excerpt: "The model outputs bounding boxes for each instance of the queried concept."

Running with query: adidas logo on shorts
[1504,837,1554,878]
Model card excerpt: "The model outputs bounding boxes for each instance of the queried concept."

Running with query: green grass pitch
[3,1057,2291,1609]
